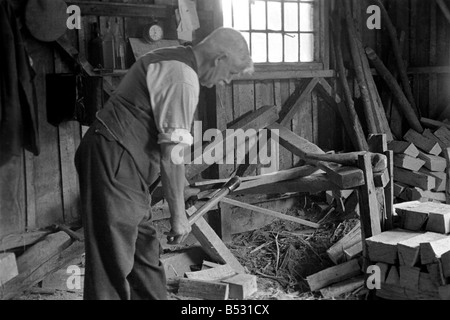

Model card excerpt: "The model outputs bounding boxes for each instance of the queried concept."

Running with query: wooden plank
[0,230,52,252]
[186,207,245,273]
[220,198,320,229]
[343,242,363,261]
[0,253,18,287]
[420,236,450,264]
[384,150,395,231]
[400,266,421,291]
[404,129,442,156]
[365,229,420,264]
[319,276,365,299]
[394,154,426,171]
[418,151,447,172]
[388,141,420,158]
[279,78,319,127]
[270,123,365,189]
[185,264,236,282]
[327,222,361,265]
[161,246,208,279]
[306,259,362,292]
[358,153,382,240]
[234,69,336,81]
[394,167,436,191]
[0,236,83,300]
[406,187,446,203]
[220,273,258,300]
[398,232,447,267]
[178,278,229,300]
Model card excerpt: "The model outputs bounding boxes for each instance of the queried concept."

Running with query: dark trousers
[75,121,167,300]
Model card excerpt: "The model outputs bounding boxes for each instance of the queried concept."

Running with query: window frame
[220,0,329,74]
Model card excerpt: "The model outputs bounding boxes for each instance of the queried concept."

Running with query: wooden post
[444,148,450,204]
[365,47,424,133]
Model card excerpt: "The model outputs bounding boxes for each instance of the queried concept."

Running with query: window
[221,0,317,63]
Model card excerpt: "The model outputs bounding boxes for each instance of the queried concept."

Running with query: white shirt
[146,60,199,146]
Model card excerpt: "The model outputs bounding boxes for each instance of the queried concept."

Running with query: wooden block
[417,151,447,172]
[365,229,420,264]
[0,253,18,286]
[388,141,420,158]
[399,266,420,290]
[343,242,363,261]
[426,209,450,234]
[306,259,362,292]
[202,261,222,269]
[161,246,208,279]
[419,169,446,192]
[394,154,425,171]
[442,250,450,278]
[395,201,431,231]
[185,264,236,282]
[420,236,450,264]
[376,263,390,283]
[404,129,442,156]
[385,265,400,285]
[398,232,447,266]
[319,276,365,299]
[220,273,257,300]
[439,285,450,300]
[427,262,446,286]
[406,188,447,203]
[394,167,436,191]
[418,272,439,294]
[434,127,450,147]
[394,182,408,197]
[326,222,361,265]
[178,278,229,300]
[423,129,449,153]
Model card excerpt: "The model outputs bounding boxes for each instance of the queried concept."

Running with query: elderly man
[75,27,253,300]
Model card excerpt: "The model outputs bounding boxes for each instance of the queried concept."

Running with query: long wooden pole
[365,47,424,133]
[332,14,369,151]
[343,0,378,134]
[374,0,421,118]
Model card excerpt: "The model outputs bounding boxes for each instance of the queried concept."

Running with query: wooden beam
[436,0,450,24]
[0,230,52,252]
[185,264,236,281]
[366,48,424,133]
[269,123,365,189]
[279,78,319,127]
[445,148,450,204]
[327,222,361,265]
[418,151,447,172]
[316,78,368,151]
[220,197,320,229]
[395,167,436,191]
[394,154,426,171]
[388,141,420,158]
[233,69,336,81]
[358,153,382,240]
[186,207,245,274]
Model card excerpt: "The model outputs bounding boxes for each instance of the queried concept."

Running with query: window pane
[222,0,233,27]
[300,3,314,32]
[251,33,267,63]
[300,33,314,62]
[233,0,249,30]
[268,33,282,62]
[267,1,281,31]
[284,33,298,62]
[251,1,266,30]
[284,2,298,31]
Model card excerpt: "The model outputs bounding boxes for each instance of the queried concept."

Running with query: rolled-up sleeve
[147,61,199,146]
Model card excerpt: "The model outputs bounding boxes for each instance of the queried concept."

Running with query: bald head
[193,28,254,87]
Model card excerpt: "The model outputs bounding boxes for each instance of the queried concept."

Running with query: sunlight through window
[222,0,316,63]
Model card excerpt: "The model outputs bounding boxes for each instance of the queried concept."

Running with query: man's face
[200,55,242,88]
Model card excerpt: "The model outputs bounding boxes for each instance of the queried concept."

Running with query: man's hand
[166,215,191,245]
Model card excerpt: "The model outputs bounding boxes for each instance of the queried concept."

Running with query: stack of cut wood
[390,123,450,203]
[305,221,365,299]
[366,201,450,300]
[175,261,258,300]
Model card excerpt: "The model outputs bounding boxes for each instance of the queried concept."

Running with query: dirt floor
[16,194,366,301]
